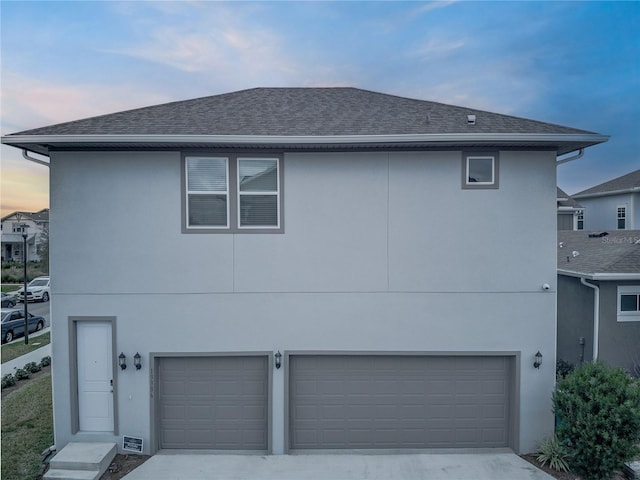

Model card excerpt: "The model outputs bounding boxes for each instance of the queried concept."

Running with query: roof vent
[467,114,476,125]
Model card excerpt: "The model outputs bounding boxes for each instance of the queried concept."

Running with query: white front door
[77,321,114,432]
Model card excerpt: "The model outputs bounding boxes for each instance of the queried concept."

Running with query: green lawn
[1,332,51,363]
[1,284,21,292]
[1,372,54,480]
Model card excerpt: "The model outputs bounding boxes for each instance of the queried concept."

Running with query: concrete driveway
[121,451,555,480]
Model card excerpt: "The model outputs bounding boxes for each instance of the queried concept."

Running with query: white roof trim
[2,132,610,146]
[573,186,640,199]
[558,269,640,281]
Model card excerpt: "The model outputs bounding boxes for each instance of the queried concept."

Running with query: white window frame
[576,209,584,230]
[237,157,281,230]
[182,154,284,234]
[617,285,640,322]
[462,152,499,189]
[617,205,627,230]
[185,156,230,230]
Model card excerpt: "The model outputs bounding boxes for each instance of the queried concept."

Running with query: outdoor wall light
[534,351,543,369]
[119,352,127,370]
[275,351,282,370]
[134,352,142,370]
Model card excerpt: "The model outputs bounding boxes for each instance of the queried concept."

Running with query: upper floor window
[12,222,25,233]
[618,286,640,322]
[183,155,283,233]
[617,205,627,229]
[462,153,499,189]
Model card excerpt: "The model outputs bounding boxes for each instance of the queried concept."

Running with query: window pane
[467,157,494,183]
[187,157,227,191]
[620,294,638,312]
[188,194,227,227]
[239,195,277,227]
[239,159,278,192]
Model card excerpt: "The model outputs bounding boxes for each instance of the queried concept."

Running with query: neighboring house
[572,169,640,231]
[557,229,640,376]
[1,209,49,262]
[1,87,608,456]
[557,187,584,230]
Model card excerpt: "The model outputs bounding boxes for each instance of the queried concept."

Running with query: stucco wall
[557,275,594,367]
[580,192,637,231]
[49,149,558,454]
[557,275,640,374]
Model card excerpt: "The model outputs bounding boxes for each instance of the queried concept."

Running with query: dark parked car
[1,308,45,343]
[1,292,16,308]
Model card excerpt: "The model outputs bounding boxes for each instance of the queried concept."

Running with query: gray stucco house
[573,169,640,231]
[1,87,608,455]
[557,187,583,231]
[557,229,640,376]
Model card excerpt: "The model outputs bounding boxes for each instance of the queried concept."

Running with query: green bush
[553,362,640,480]
[39,356,51,367]
[14,368,30,380]
[24,361,41,373]
[556,358,574,379]
[1,374,16,389]
[536,435,571,472]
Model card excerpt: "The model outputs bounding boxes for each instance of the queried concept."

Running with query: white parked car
[17,276,50,303]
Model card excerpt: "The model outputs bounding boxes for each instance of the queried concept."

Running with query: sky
[1,0,638,218]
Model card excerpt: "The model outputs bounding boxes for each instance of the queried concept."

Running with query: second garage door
[289,355,513,450]
[157,355,268,450]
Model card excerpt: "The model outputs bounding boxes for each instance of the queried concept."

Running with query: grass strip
[1,332,51,364]
[1,372,54,480]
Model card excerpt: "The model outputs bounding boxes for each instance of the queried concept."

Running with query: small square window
[462,153,499,189]
[618,286,640,321]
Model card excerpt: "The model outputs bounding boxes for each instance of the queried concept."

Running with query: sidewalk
[1,328,51,376]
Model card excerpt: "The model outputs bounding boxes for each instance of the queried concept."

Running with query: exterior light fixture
[119,352,127,370]
[134,352,142,370]
[275,351,282,370]
[534,351,543,369]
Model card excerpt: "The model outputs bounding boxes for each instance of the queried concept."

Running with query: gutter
[580,278,600,361]
[573,186,640,200]
[556,148,584,165]
[22,149,50,167]
[557,269,640,281]
[1,132,610,147]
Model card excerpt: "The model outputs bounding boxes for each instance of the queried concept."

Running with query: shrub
[24,361,41,373]
[556,359,574,379]
[1,374,16,389]
[553,362,640,480]
[39,356,51,367]
[536,435,571,472]
[14,368,30,380]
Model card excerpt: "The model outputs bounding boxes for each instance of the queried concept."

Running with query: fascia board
[1,132,610,146]
[558,269,640,281]
[573,187,640,199]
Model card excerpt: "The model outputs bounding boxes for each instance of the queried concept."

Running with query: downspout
[580,277,599,361]
[556,148,584,165]
[22,149,50,168]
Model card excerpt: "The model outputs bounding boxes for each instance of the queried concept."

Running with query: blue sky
[1,0,638,216]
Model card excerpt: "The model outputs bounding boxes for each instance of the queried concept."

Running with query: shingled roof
[558,230,640,279]
[2,87,608,156]
[557,187,582,209]
[573,169,640,198]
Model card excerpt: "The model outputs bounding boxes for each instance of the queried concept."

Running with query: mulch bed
[99,454,151,480]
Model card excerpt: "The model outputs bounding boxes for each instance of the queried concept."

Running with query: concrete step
[43,468,101,480]
[44,442,117,480]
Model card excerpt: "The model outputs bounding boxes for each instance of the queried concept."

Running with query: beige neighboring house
[1,209,49,262]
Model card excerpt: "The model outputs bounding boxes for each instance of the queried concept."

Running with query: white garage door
[158,356,268,450]
[289,355,513,450]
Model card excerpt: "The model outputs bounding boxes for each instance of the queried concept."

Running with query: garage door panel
[289,355,512,450]
[158,356,268,450]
